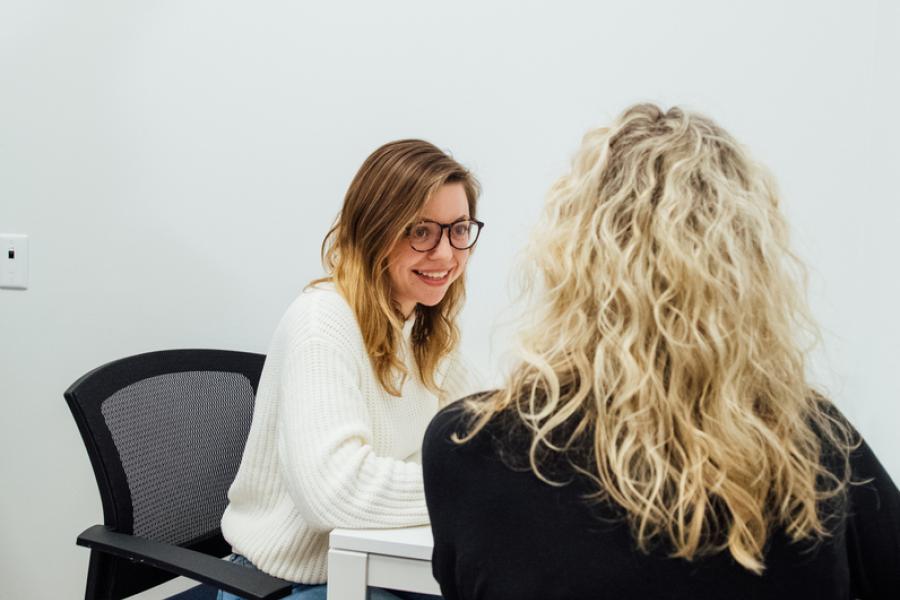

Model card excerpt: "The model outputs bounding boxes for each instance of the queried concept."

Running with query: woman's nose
[429,229,455,260]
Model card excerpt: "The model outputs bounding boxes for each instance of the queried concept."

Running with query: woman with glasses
[423,105,900,599]
[220,139,484,599]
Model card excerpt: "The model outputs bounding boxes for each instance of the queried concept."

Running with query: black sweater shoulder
[422,399,900,600]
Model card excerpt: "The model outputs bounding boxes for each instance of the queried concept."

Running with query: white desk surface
[329,525,434,561]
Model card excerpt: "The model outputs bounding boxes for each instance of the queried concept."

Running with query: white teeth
[416,270,449,279]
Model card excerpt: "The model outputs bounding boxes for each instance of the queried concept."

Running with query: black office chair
[65,349,294,600]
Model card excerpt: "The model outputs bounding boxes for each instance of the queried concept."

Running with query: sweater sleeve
[276,335,430,532]
[845,438,900,598]
[441,351,486,407]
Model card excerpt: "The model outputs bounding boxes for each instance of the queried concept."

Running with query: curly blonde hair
[459,104,853,573]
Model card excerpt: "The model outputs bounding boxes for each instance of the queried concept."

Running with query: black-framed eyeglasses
[404,219,485,252]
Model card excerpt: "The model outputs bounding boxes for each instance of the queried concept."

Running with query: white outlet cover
[1,234,29,290]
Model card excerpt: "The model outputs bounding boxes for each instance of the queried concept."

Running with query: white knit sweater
[221,284,477,583]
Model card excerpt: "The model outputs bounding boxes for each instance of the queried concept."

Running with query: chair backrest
[65,349,265,600]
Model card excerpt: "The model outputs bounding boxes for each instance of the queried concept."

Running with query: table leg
[327,548,369,600]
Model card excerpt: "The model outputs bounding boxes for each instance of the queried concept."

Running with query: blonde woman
[423,105,900,599]
[221,140,484,599]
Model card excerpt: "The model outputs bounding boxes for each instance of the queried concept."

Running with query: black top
[422,399,900,600]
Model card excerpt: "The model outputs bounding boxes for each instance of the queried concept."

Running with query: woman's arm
[422,403,468,600]
[846,438,900,598]
[276,335,430,532]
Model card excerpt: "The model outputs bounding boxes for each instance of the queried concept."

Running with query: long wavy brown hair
[313,139,479,396]
[459,104,853,573]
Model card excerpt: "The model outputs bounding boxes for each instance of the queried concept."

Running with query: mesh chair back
[65,349,265,600]
[101,370,254,545]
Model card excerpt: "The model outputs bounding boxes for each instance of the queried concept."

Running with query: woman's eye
[451,223,470,238]
[411,226,431,239]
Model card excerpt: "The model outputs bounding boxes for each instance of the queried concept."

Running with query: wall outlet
[1,234,29,290]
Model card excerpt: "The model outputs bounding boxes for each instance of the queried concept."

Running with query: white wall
[2,1,897,598]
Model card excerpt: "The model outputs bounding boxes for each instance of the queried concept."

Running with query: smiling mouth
[413,269,451,285]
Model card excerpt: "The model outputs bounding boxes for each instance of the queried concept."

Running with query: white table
[327,525,440,599]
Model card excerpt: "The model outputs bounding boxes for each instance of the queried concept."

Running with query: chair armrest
[77,525,294,600]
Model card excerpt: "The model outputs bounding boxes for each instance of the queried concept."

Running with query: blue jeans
[216,554,441,600]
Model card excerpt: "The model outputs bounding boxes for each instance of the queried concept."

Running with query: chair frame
[65,349,293,600]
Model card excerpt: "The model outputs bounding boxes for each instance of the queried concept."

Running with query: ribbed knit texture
[221,284,478,584]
